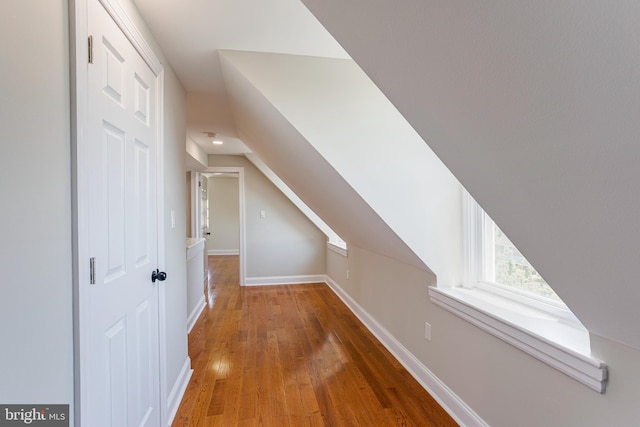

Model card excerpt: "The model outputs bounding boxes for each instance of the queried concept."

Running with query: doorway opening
[190,167,246,289]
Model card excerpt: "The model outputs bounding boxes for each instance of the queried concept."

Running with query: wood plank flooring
[172,255,457,426]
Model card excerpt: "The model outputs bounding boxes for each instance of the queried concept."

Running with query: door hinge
[89,257,96,284]
[88,35,94,64]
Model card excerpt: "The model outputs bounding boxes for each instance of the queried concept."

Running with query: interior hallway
[172,255,457,426]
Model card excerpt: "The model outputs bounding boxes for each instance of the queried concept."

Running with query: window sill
[327,241,347,257]
[428,286,607,393]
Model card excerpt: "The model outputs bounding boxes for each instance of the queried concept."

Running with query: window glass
[489,223,561,301]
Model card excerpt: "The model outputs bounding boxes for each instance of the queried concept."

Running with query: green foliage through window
[493,226,560,301]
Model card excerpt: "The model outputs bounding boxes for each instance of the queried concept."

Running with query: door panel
[87,1,160,425]
[103,121,126,282]
[135,300,154,425]
[105,318,128,427]
[102,36,126,106]
[134,138,150,266]
[134,74,150,125]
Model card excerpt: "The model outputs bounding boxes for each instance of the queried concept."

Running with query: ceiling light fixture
[203,131,224,145]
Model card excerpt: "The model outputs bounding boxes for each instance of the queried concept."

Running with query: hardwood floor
[172,255,457,426]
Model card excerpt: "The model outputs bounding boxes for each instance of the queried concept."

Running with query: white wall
[302,0,640,352]
[159,63,189,395]
[206,176,239,254]
[327,246,640,426]
[186,136,207,170]
[245,153,340,241]
[208,155,326,279]
[0,0,74,411]
[185,241,205,326]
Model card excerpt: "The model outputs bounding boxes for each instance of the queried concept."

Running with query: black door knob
[151,269,167,283]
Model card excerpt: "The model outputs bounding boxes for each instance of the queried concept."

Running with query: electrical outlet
[346,269,350,280]
[425,322,432,341]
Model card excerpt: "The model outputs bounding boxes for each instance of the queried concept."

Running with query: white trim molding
[200,167,246,285]
[429,286,608,393]
[97,0,162,74]
[187,296,206,334]
[324,276,488,427]
[190,171,200,238]
[245,275,327,286]
[207,249,240,256]
[166,357,193,426]
[327,241,348,257]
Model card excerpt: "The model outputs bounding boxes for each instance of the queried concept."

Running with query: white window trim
[327,239,348,257]
[429,286,607,393]
[429,191,607,393]
[474,281,576,324]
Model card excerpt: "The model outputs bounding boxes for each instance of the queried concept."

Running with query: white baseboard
[207,249,239,256]
[324,275,488,427]
[244,274,327,286]
[166,357,193,426]
[187,296,206,334]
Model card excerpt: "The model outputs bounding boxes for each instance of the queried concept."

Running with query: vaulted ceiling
[133,0,640,350]
[134,0,348,154]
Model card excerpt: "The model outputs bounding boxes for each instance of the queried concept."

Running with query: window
[327,236,347,257]
[429,190,607,393]
[461,191,578,321]
[489,222,560,301]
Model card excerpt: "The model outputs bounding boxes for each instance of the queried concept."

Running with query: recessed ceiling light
[203,131,223,145]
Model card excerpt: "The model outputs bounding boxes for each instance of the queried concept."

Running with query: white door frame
[70,0,168,424]
[190,171,201,238]
[198,167,247,286]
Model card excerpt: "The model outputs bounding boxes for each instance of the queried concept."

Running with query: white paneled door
[86,1,161,425]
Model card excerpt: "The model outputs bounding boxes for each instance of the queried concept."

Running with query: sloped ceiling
[244,153,340,241]
[133,0,349,153]
[219,51,427,270]
[220,50,463,284]
[301,0,640,349]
